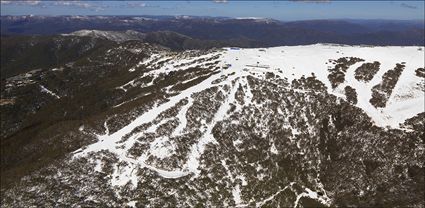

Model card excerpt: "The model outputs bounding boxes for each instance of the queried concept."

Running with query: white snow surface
[73,44,424,191]
[221,44,424,128]
[66,29,146,42]
[40,85,60,99]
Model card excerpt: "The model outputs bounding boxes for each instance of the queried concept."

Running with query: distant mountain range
[1,15,424,47]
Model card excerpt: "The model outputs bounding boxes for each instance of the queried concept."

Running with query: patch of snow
[127,201,137,208]
[94,159,102,172]
[51,67,63,72]
[171,97,193,136]
[293,187,332,208]
[40,85,60,99]
[232,184,243,205]
[149,136,175,159]
[270,143,278,154]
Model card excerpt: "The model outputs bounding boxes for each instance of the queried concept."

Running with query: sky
[1,1,424,21]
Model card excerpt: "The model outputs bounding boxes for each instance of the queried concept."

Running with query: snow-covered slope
[65,29,146,42]
[220,45,424,128]
[3,44,424,208]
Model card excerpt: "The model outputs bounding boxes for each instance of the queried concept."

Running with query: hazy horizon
[1,1,424,21]
[1,14,425,22]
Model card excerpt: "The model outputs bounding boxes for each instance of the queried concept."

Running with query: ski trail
[73,68,226,158]
[184,76,241,176]
[171,96,193,137]
[72,58,237,186]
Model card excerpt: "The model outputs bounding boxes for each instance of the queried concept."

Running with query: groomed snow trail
[71,45,424,205]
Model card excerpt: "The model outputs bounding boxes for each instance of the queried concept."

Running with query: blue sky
[1,1,424,21]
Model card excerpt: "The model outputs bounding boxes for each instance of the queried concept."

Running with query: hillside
[1,39,424,207]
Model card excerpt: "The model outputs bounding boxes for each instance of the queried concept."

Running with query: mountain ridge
[2,15,424,46]
[1,38,424,207]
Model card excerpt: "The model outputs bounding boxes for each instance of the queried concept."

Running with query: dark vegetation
[355,61,381,82]
[1,44,144,189]
[344,86,358,104]
[143,31,260,51]
[370,63,405,108]
[0,35,115,78]
[0,36,219,189]
[415,67,425,78]
[328,57,364,88]
[401,112,425,143]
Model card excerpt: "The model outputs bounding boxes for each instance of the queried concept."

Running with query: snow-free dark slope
[1,37,424,207]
